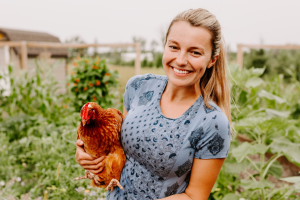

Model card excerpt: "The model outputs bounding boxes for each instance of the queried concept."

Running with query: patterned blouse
[106,74,231,200]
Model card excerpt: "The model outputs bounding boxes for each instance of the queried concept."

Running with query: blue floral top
[106,74,231,200]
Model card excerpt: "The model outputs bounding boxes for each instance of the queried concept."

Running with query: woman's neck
[162,80,201,103]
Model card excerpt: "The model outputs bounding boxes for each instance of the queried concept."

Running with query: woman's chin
[167,77,191,88]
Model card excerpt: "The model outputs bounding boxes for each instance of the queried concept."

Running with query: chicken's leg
[105,178,124,191]
[74,170,101,185]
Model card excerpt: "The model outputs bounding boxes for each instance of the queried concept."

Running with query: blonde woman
[76,8,231,200]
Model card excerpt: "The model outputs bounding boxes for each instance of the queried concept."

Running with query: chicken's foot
[105,178,124,191]
[74,170,94,180]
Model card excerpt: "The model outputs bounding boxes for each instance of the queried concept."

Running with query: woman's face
[163,21,216,88]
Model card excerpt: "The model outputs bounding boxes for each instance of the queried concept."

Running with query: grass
[108,65,165,92]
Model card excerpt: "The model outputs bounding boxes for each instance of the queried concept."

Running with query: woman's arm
[123,107,128,118]
[160,158,225,200]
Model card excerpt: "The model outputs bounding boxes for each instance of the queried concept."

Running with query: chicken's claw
[74,170,93,181]
[105,178,124,191]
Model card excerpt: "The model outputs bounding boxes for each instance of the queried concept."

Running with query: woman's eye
[192,51,201,55]
[169,46,178,50]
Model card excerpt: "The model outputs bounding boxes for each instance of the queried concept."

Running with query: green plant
[225,64,300,199]
[243,49,300,81]
[69,57,121,111]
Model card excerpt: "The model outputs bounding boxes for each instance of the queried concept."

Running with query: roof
[0,28,67,58]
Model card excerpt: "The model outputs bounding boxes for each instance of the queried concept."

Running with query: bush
[243,49,300,81]
[68,57,121,112]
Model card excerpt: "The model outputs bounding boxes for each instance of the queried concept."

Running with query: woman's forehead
[167,21,213,50]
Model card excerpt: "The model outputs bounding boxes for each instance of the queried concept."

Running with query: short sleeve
[190,112,231,159]
[123,75,144,112]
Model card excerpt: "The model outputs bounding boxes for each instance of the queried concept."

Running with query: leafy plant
[224,64,300,199]
[0,61,110,199]
[69,57,121,112]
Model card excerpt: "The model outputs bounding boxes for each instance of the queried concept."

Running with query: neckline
[156,77,203,121]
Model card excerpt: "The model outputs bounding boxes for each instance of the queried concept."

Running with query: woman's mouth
[171,67,192,76]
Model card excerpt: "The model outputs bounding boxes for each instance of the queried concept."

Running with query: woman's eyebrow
[167,39,205,52]
[167,40,179,44]
[189,46,205,52]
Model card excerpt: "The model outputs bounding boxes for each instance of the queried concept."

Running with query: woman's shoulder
[126,73,167,90]
[190,101,231,159]
[200,101,230,129]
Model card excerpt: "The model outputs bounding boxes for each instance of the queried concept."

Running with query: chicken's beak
[82,120,87,126]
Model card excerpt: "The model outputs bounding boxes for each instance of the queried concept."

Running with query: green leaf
[270,138,300,166]
[265,108,290,118]
[280,176,300,183]
[258,90,286,104]
[19,137,27,144]
[267,161,283,179]
[78,93,88,100]
[241,179,274,190]
[7,65,12,74]
[223,193,240,200]
[224,159,249,174]
[96,89,102,97]
[238,90,248,105]
[250,67,265,76]
[235,117,268,128]
[245,77,264,88]
[232,142,268,162]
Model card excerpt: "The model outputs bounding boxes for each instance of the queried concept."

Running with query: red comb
[82,103,90,119]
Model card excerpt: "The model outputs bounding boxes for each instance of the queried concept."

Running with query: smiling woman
[76,8,232,200]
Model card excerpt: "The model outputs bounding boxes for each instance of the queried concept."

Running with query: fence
[0,41,141,75]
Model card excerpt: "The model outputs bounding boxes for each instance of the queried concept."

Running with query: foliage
[243,49,300,81]
[0,62,109,199]
[210,64,300,200]
[1,59,300,199]
[69,57,121,112]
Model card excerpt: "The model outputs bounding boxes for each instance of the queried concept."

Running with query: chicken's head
[80,102,96,126]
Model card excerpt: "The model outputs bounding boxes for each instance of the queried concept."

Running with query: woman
[76,8,231,200]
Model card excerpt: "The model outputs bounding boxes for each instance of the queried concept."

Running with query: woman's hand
[75,139,105,174]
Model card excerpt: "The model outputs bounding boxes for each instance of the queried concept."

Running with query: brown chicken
[74,102,126,191]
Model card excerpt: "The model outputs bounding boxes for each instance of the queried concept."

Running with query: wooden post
[135,43,141,75]
[20,41,27,70]
[4,45,10,67]
[237,44,243,70]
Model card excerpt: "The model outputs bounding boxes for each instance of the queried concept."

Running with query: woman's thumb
[76,139,84,146]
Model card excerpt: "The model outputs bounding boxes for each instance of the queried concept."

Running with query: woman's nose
[175,51,188,66]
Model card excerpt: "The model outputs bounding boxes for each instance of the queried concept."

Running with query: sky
[1,0,299,52]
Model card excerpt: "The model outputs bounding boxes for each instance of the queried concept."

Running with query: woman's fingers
[80,156,105,166]
[76,147,94,162]
[82,160,104,170]
[90,167,104,174]
[74,139,105,173]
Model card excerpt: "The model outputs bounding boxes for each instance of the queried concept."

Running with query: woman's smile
[171,66,193,76]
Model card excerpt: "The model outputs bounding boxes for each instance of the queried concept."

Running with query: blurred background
[0,0,300,199]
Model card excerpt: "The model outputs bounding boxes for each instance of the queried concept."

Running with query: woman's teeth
[173,67,190,74]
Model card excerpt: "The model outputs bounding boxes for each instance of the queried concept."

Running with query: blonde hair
[165,8,232,125]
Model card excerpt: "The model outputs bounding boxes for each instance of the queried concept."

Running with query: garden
[0,49,300,200]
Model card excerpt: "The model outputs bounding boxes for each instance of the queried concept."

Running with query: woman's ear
[207,55,219,69]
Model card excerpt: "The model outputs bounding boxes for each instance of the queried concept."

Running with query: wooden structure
[0,28,68,68]
[0,28,69,93]
[236,44,300,69]
[0,28,141,94]
[0,41,141,75]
